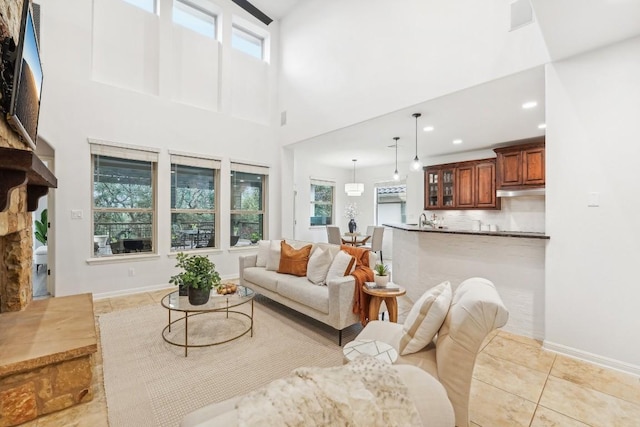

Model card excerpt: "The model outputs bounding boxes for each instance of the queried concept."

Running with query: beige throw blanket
[236,356,421,426]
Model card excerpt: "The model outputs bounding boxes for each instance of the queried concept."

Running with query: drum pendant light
[345,159,364,196]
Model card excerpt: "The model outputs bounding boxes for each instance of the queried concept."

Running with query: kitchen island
[385,223,548,339]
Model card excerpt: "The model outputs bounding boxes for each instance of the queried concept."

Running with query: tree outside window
[93,155,155,256]
[230,170,266,245]
[310,181,334,226]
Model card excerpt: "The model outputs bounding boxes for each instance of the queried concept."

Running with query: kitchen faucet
[419,212,428,228]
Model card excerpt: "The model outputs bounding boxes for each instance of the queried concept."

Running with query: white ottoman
[34,245,48,272]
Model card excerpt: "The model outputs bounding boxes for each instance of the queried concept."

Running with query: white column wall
[278,0,550,145]
[36,0,281,298]
[545,36,640,373]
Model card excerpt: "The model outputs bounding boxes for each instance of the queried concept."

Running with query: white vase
[374,274,390,287]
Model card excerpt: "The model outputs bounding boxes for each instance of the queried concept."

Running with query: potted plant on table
[373,263,390,287]
[250,232,261,244]
[169,252,221,305]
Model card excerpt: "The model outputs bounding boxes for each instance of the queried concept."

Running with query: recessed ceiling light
[538,123,546,129]
[453,139,463,145]
[423,126,434,132]
[522,101,538,109]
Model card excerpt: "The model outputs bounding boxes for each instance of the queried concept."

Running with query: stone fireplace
[0,4,97,425]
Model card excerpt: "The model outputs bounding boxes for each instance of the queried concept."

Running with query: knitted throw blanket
[340,245,374,325]
[236,356,421,426]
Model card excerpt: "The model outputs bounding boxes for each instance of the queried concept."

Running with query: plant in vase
[169,252,221,305]
[373,263,390,287]
[250,232,261,244]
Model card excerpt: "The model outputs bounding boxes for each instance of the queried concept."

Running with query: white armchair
[355,277,509,426]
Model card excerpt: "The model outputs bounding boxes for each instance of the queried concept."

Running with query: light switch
[71,209,83,219]
[588,192,599,207]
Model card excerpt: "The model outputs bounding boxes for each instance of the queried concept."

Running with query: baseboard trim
[92,275,239,300]
[543,340,640,377]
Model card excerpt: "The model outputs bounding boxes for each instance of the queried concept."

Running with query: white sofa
[239,240,375,345]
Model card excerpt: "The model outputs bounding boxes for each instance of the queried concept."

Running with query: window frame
[173,0,218,39]
[230,162,269,246]
[89,140,159,259]
[169,152,221,252]
[122,0,157,14]
[309,178,335,227]
[231,24,264,60]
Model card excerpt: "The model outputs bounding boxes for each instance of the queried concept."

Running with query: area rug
[99,297,361,427]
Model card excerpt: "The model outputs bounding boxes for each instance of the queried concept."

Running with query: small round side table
[362,283,406,324]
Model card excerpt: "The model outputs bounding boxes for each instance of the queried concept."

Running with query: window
[122,0,156,14]
[173,0,217,38]
[310,179,334,226]
[91,142,158,257]
[376,184,406,225]
[230,162,268,246]
[170,153,220,251]
[232,25,263,59]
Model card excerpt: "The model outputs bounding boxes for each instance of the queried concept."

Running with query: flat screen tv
[5,1,43,149]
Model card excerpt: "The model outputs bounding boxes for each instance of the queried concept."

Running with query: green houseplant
[169,252,221,305]
[373,263,390,287]
[35,209,48,245]
[250,232,261,244]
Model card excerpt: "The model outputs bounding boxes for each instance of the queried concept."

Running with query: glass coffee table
[161,285,255,357]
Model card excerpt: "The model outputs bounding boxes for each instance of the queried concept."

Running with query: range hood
[496,188,545,197]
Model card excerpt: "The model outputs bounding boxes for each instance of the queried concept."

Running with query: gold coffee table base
[161,287,255,357]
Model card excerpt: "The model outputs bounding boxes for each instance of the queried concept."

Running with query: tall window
[173,0,217,38]
[376,183,406,225]
[170,153,220,251]
[230,162,268,246]
[231,25,263,60]
[122,0,156,14]
[310,179,334,226]
[90,142,158,257]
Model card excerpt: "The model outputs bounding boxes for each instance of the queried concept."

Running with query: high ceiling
[250,0,640,169]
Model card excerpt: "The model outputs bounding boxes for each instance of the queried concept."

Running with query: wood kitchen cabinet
[494,137,545,189]
[424,159,499,210]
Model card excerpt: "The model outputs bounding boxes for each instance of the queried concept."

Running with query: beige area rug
[99,296,362,427]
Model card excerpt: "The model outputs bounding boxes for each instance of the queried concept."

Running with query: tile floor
[20,289,640,427]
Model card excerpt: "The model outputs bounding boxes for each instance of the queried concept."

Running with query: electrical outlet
[71,209,83,219]
[128,268,135,277]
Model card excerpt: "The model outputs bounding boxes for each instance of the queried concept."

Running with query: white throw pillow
[256,240,270,267]
[399,281,452,355]
[265,240,282,271]
[325,250,356,282]
[306,247,333,285]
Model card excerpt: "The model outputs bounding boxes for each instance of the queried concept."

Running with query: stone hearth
[0,294,97,426]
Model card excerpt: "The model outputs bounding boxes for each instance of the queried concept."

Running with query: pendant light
[393,137,400,181]
[412,113,422,170]
[345,159,364,196]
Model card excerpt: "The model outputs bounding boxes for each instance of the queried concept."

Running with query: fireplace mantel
[0,147,57,212]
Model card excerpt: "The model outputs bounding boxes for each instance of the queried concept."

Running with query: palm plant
[35,209,48,245]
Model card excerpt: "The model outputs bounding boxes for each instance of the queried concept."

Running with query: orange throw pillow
[278,241,312,277]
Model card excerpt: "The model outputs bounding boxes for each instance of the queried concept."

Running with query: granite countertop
[384,223,550,240]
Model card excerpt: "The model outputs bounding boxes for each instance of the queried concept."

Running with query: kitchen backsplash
[424,196,545,233]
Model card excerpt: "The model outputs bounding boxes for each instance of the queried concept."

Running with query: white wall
[278,0,550,145]
[545,36,640,373]
[37,0,281,298]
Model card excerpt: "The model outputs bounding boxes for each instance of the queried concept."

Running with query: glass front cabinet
[425,166,455,209]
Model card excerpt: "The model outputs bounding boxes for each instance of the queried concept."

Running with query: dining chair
[326,225,342,245]
[362,226,384,262]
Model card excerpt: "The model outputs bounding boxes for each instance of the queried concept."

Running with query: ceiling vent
[510,0,534,31]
